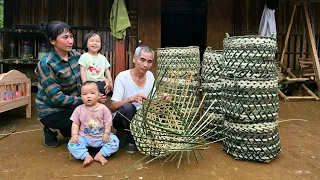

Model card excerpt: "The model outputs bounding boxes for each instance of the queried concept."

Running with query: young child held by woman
[68,81,119,167]
[79,32,113,95]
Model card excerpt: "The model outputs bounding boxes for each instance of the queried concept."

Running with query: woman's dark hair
[82,32,102,52]
[40,21,72,43]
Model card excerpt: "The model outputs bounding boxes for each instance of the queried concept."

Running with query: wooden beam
[114,39,126,78]
[286,96,318,100]
[280,4,296,65]
[286,77,314,82]
[279,63,319,101]
[278,89,288,101]
[303,3,320,93]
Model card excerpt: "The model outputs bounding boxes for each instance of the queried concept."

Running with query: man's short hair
[135,46,154,59]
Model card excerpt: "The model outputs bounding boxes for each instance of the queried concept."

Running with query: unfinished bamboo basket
[130,67,217,168]
[221,34,281,162]
[201,48,225,140]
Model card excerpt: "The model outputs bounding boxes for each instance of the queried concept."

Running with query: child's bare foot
[94,152,108,165]
[83,154,94,167]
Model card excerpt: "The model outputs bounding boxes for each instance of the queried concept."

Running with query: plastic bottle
[9,41,15,58]
[21,41,31,59]
[38,43,48,60]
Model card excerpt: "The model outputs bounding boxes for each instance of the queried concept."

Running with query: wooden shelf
[0,28,42,34]
[0,59,39,64]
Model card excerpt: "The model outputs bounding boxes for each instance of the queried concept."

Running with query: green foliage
[0,0,3,27]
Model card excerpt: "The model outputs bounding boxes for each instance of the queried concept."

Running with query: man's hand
[130,93,148,104]
[69,135,79,143]
[98,94,107,104]
[160,93,171,102]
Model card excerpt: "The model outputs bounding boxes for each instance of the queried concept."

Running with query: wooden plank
[301,84,320,100]
[295,35,300,71]
[233,0,243,35]
[138,0,161,75]
[278,89,288,101]
[303,3,320,93]
[0,84,3,103]
[207,0,233,49]
[289,35,295,70]
[128,0,138,61]
[0,98,31,113]
[114,40,126,78]
[280,5,296,65]
[286,77,313,82]
[286,96,317,100]
[128,36,137,69]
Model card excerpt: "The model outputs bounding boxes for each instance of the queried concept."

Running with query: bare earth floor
[0,94,319,180]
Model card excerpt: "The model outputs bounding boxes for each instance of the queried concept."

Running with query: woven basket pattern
[157,46,201,98]
[222,35,277,79]
[221,34,281,162]
[130,69,215,167]
[201,48,225,140]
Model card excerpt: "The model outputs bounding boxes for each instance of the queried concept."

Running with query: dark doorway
[161,0,207,54]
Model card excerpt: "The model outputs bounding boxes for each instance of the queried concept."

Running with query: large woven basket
[222,34,277,79]
[157,46,201,98]
[222,121,281,162]
[157,46,201,74]
[201,47,225,139]
[220,78,278,123]
[221,34,281,162]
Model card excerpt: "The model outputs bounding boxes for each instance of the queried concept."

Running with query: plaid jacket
[35,50,83,119]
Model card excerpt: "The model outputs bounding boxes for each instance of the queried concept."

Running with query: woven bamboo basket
[130,68,216,168]
[222,34,277,80]
[222,121,281,162]
[201,48,225,139]
[157,46,201,98]
[220,78,278,123]
[221,34,281,162]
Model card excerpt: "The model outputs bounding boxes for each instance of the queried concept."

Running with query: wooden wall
[3,0,116,79]
[210,0,320,71]
[128,0,138,69]
[7,0,320,73]
[138,0,161,75]
[3,0,114,57]
[206,0,233,50]
[13,0,112,28]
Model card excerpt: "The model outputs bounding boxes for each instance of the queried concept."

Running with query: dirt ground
[0,94,319,180]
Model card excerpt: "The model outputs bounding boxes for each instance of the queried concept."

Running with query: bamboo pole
[279,63,319,101]
[303,3,320,94]
[286,96,317,100]
[280,5,297,66]
[285,77,314,82]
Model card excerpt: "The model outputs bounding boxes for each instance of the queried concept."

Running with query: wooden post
[303,3,320,94]
[114,39,126,78]
[278,89,288,102]
[280,5,296,66]
[26,80,31,118]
